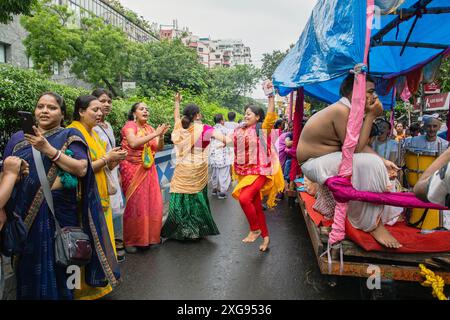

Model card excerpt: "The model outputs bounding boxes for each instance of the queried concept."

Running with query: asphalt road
[106,190,432,300]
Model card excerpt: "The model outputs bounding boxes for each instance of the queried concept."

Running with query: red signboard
[413,93,450,111]
[425,93,449,111]
[424,82,441,95]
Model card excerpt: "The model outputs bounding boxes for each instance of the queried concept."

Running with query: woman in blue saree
[2,92,120,300]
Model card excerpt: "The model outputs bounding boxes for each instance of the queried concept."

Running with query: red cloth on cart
[299,191,450,253]
[345,219,450,253]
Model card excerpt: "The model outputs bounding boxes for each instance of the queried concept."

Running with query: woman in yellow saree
[68,95,127,300]
[161,94,227,240]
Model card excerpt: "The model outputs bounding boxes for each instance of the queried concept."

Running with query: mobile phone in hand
[262,80,274,97]
[18,111,35,135]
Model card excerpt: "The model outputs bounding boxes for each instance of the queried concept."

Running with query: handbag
[104,167,117,195]
[0,210,28,257]
[32,147,92,267]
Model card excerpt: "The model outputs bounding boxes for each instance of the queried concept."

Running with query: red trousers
[238,175,268,238]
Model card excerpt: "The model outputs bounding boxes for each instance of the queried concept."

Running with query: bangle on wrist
[102,157,108,167]
[51,150,62,162]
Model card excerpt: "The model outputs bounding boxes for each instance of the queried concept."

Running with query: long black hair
[245,104,265,123]
[73,95,98,121]
[181,104,200,129]
[37,91,67,126]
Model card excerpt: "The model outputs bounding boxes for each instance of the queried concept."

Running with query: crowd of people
[0,80,290,300]
[2,74,450,300]
[298,73,450,249]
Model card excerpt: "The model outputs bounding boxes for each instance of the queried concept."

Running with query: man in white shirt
[224,111,239,131]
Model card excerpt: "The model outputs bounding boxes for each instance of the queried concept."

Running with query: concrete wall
[0,16,29,68]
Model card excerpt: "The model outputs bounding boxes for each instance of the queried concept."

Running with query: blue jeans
[283,158,292,182]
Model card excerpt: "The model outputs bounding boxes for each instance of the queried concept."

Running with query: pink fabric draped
[447,111,450,142]
[290,88,304,182]
[329,0,375,245]
[325,176,447,210]
[400,84,412,102]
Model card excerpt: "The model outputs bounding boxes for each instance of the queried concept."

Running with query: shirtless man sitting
[297,74,403,249]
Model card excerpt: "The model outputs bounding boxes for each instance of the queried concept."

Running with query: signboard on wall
[413,93,450,111]
[424,82,441,95]
[122,82,136,91]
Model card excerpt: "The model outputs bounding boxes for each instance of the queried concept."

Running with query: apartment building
[159,21,252,69]
[0,0,158,87]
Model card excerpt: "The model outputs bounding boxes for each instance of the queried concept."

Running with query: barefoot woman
[231,80,285,252]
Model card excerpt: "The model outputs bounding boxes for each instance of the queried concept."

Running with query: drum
[404,150,437,187]
[408,208,443,230]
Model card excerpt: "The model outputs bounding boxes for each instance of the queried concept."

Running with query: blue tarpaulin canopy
[273,0,450,108]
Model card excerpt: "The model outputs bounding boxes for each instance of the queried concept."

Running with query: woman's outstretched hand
[175,92,182,104]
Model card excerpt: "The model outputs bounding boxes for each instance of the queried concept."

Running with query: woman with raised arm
[231,80,285,252]
[120,102,169,253]
[161,93,227,240]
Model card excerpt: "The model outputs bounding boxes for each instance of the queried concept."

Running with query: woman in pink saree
[120,102,170,253]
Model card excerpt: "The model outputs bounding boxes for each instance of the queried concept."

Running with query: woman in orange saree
[120,102,170,252]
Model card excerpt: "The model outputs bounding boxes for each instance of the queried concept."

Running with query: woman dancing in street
[231,80,285,252]
[161,94,227,240]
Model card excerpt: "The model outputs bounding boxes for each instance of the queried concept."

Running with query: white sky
[119,0,318,98]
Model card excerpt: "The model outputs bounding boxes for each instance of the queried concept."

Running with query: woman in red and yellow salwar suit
[232,81,285,252]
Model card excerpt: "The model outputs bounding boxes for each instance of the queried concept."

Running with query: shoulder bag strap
[32,147,62,233]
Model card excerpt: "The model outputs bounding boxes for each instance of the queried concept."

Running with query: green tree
[21,1,132,95]
[260,47,292,79]
[20,1,81,74]
[132,39,209,95]
[438,56,450,93]
[207,64,261,112]
[71,16,131,94]
[0,0,38,24]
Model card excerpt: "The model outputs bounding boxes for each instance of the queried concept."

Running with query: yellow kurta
[232,112,285,208]
[67,121,116,300]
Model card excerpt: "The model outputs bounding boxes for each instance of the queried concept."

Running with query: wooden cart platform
[297,192,450,284]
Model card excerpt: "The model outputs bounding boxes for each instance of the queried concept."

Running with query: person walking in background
[224,111,239,131]
[120,102,170,253]
[209,114,233,199]
[224,112,239,182]
[68,95,126,299]
[92,88,126,262]
[394,122,406,142]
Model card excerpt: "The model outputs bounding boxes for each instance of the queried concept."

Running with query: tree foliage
[0,0,38,24]
[260,48,291,79]
[0,64,88,136]
[438,56,450,93]
[206,64,261,112]
[132,39,209,95]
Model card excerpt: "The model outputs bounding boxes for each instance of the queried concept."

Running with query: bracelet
[101,157,108,167]
[51,150,62,162]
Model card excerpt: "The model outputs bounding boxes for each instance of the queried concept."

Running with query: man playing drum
[298,74,404,249]
[404,115,448,154]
